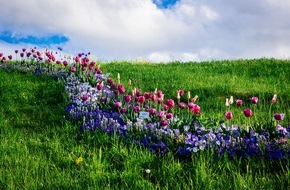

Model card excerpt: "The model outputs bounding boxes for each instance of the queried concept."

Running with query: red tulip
[124,95,131,103]
[225,111,233,120]
[0,53,3,57]
[15,50,18,54]
[244,108,252,117]
[8,55,12,60]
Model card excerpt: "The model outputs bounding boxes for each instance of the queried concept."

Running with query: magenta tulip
[148,108,156,115]
[133,105,140,113]
[179,102,187,109]
[166,99,175,108]
[114,102,122,108]
[244,108,253,117]
[251,97,258,104]
[274,113,284,121]
[225,111,233,120]
[236,99,243,107]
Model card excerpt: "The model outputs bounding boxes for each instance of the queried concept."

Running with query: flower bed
[1,48,290,159]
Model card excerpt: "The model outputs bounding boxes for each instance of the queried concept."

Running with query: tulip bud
[229,96,234,105]
[177,91,180,100]
[128,79,132,86]
[191,95,198,103]
[187,91,191,99]
[117,73,120,84]
[271,94,277,103]
[225,98,229,107]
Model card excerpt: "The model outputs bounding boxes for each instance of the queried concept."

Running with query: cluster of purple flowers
[63,72,290,159]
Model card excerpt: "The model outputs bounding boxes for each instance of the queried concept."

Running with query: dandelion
[76,157,83,165]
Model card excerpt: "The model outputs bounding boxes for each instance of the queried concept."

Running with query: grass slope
[0,59,290,189]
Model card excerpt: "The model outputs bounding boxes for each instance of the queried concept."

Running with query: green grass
[101,58,290,127]
[1,59,290,189]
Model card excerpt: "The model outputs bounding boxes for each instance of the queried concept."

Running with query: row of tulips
[1,48,290,159]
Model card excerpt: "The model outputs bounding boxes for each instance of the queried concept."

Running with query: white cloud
[0,0,290,62]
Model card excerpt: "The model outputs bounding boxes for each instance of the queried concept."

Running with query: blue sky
[0,0,290,62]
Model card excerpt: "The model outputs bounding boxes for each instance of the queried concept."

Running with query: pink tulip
[179,102,187,109]
[70,67,76,73]
[191,104,200,115]
[178,89,184,96]
[148,108,156,115]
[133,105,140,113]
[163,105,169,111]
[114,102,122,108]
[188,102,195,109]
[166,99,175,108]
[236,99,243,107]
[158,111,165,118]
[120,107,127,113]
[8,55,12,60]
[63,60,68,66]
[244,108,252,117]
[274,113,284,121]
[96,83,103,91]
[271,94,277,103]
[160,119,169,127]
[151,94,157,102]
[157,98,163,104]
[82,94,88,101]
[0,53,3,57]
[251,97,258,104]
[225,111,233,120]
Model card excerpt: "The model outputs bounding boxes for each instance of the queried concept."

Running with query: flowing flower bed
[1,48,290,159]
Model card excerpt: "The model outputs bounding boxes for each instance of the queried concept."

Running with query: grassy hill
[0,59,289,189]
